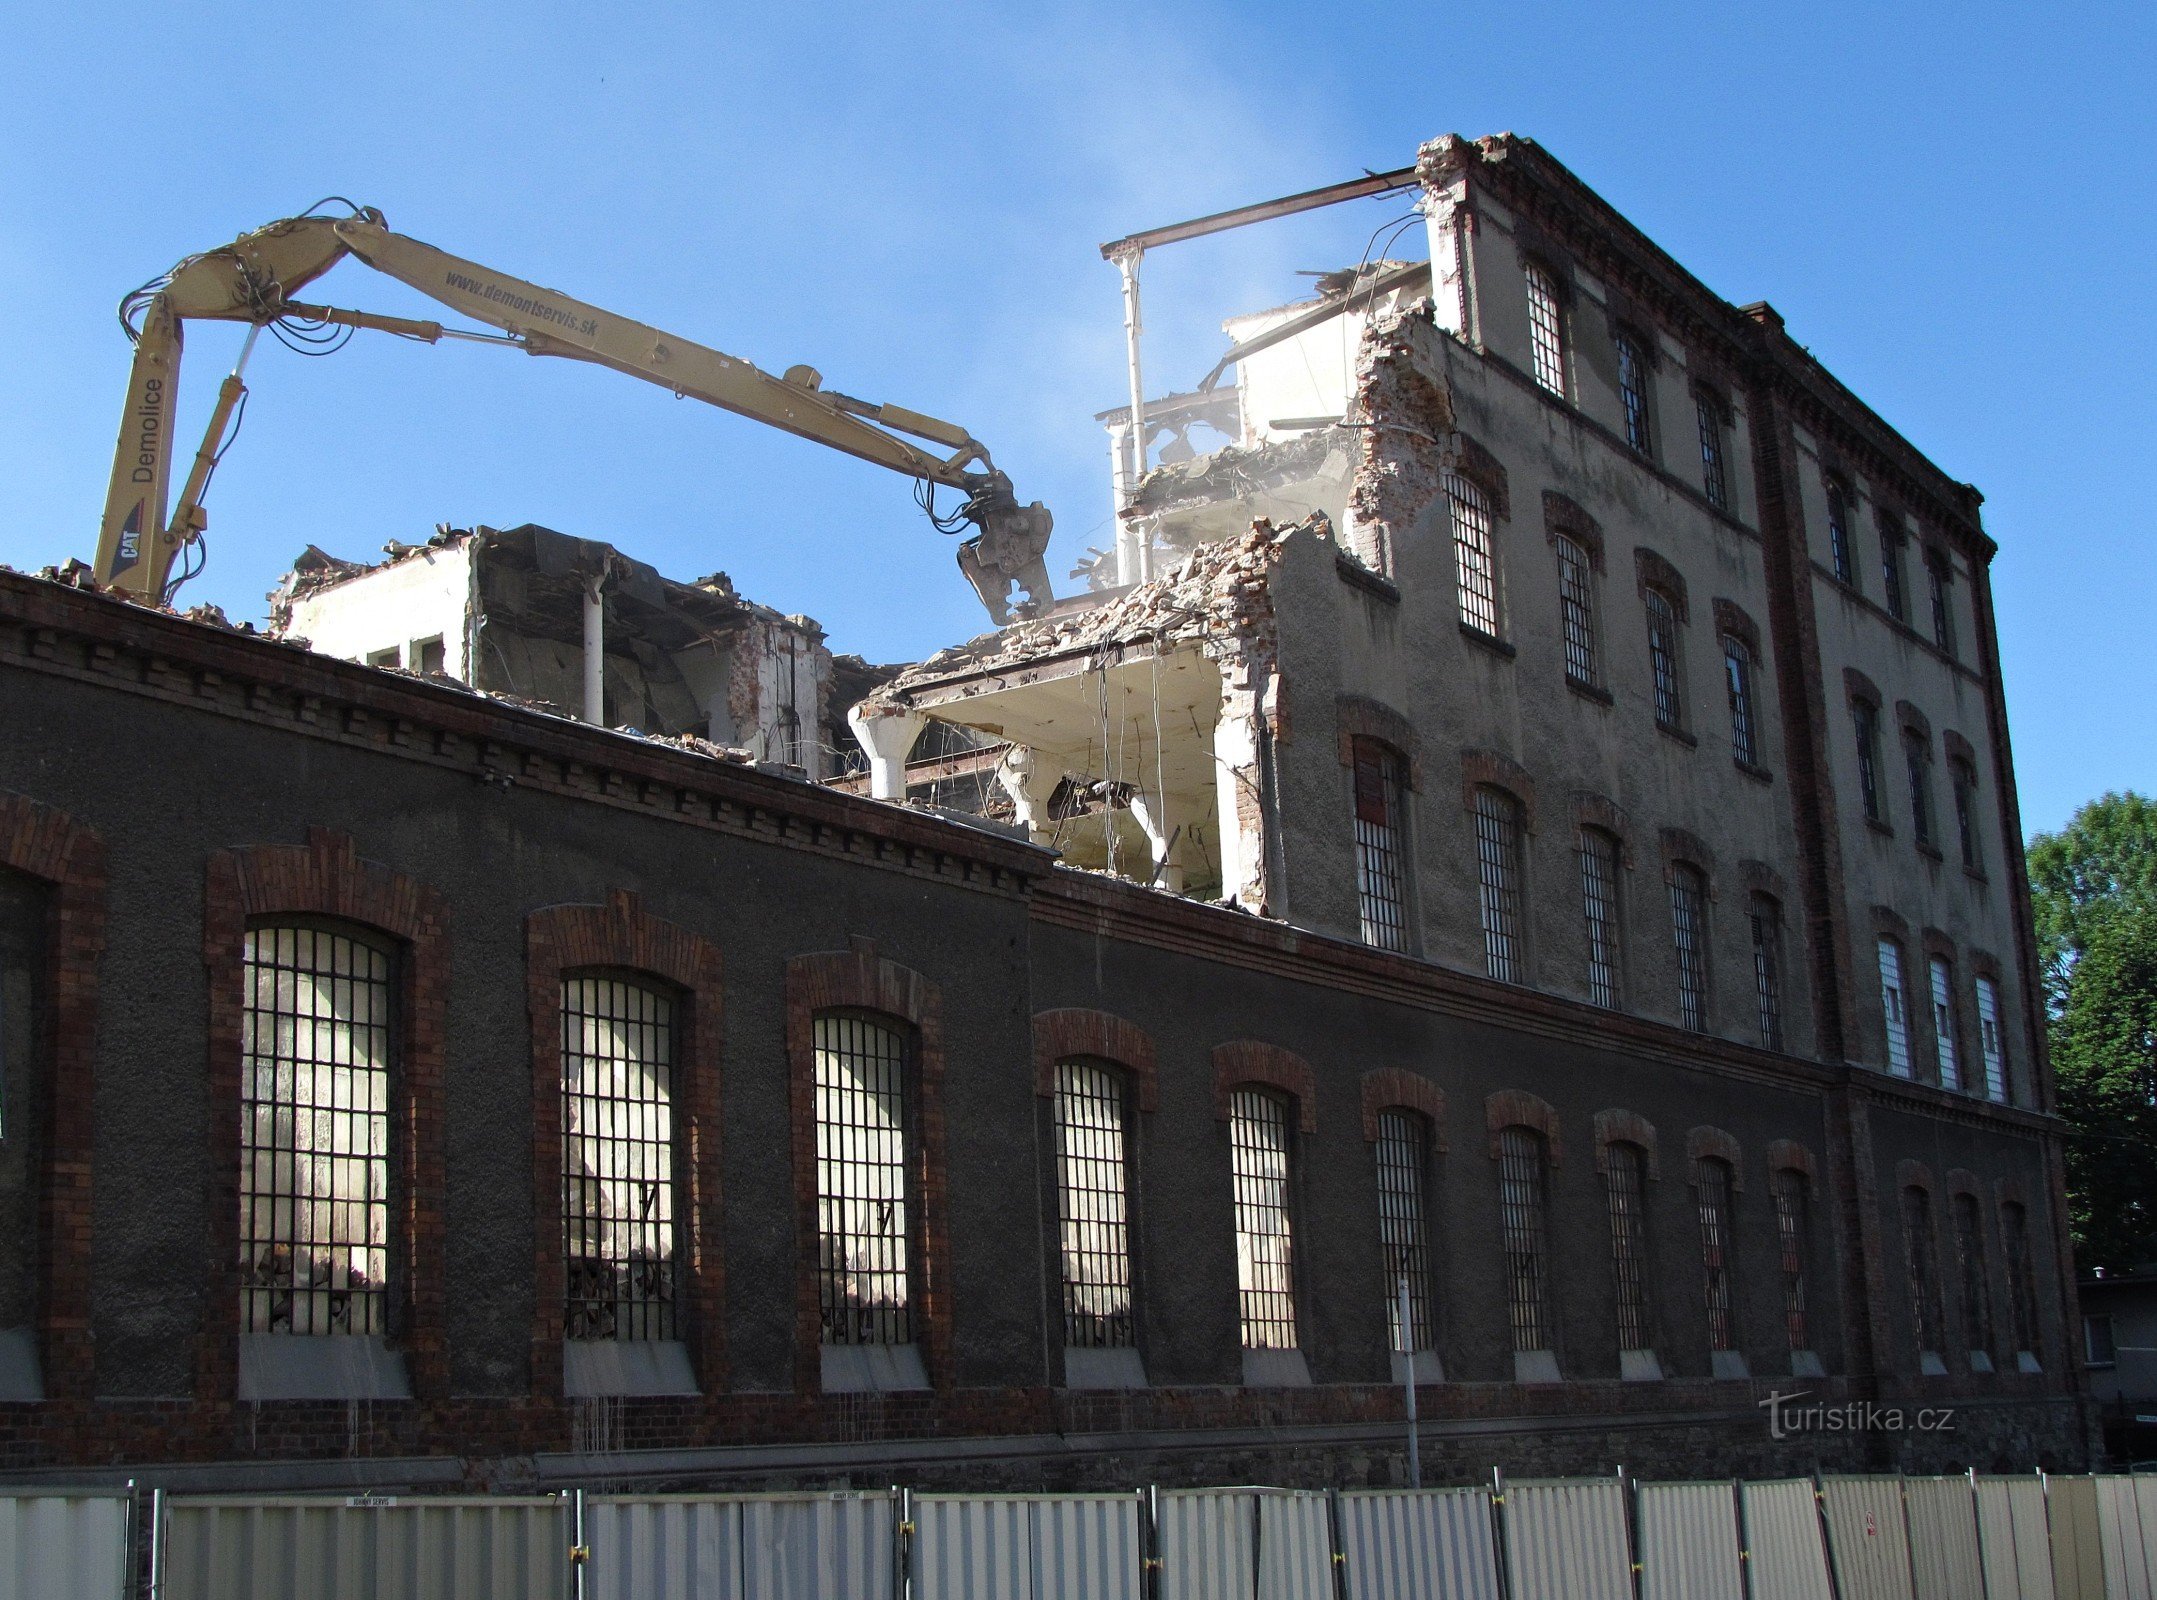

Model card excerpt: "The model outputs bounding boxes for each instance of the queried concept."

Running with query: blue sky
[2,1,2150,836]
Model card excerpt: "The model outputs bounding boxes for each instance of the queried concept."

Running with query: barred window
[1446,471,1502,636]
[1697,1158,1738,1353]
[1616,332,1653,456]
[1826,482,1856,586]
[2003,1201,2039,1355]
[1907,734,1937,849]
[1881,518,1908,621]
[1474,786,1526,984]
[1498,1126,1552,1352]
[1771,1168,1812,1353]
[1053,1059,1134,1350]
[1749,894,1785,1052]
[814,1013,912,1347]
[1953,1192,1993,1358]
[1696,394,1728,509]
[1230,1088,1298,1350]
[1604,1141,1653,1352]
[1352,738,1409,953]
[1722,635,1759,767]
[1953,760,1981,872]
[1854,699,1884,822]
[1375,1111,1435,1354]
[1555,534,1599,686]
[1669,864,1709,1032]
[1976,976,2008,1103]
[1879,938,1912,1077]
[1926,549,1956,656]
[1579,827,1623,1009]
[562,976,679,1341]
[240,924,392,1336]
[1525,263,1566,395]
[1929,956,1961,1091]
[1646,589,1684,732]
[1902,1185,1945,1357]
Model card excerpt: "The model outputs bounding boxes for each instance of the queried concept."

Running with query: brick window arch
[1212,1041,1316,1132]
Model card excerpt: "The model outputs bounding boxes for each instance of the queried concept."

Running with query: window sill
[1656,722,1698,750]
[1459,623,1517,660]
[1334,552,1400,603]
[1865,817,1895,838]
[1734,759,1774,784]
[1916,842,1944,863]
[1565,676,1614,707]
[1963,864,1989,885]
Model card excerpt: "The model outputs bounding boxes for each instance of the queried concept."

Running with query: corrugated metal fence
[8,1465,2157,1598]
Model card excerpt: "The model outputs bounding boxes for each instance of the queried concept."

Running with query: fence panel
[1976,1476,2058,1600]
[1155,1490,1255,1600]
[2051,1477,2108,1600]
[1634,1481,1741,1600]
[1030,1495,1143,1600]
[739,1492,895,1600]
[1501,1479,1632,1600]
[585,1496,745,1600]
[2097,1477,2153,1600]
[1739,1479,1835,1600]
[1819,1475,1917,1600]
[0,1491,130,1600]
[1901,1477,1982,1600]
[1334,1488,1499,1600]
[913,1496,1031,1600]
[162,1495,569,1600]
[1256,1490,1333,1600]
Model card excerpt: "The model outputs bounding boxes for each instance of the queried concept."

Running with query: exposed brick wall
[0,791,103,1404]
[1591,1109,1660,1178]
[1210,1041,1316,1133]
[1485,1090,1563,1163]
[1359,1068,1447,1146]
[783,940,952,1393]
[1031,1008,1157,1111]
[1712,597,1761,655]
[199,828,450,1404]
[527,891,726,1397]
[1542,490,1604,569]
[1334,697,1423,790]
[1633,547,1690,618]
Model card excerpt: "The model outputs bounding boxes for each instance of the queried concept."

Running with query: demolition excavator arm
[94,203,1053,621]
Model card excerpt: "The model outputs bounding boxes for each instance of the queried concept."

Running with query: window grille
[1230,1088,1298,1349]
[1722,635,1758,767]
[2003,1201,2039,1354]
[814,1013,912,1347]
[1953,1192,1993,1357]
[1929,956,1961,1091]
[1854,699,1884,821]
[1772,1168,1811,1352]
[562,976,678,1341]
[1525,264,1566,395]
[1474,787,1525,983]
[1696,395,1728,509]
[1879,938,1912,1076]
[1616,333,1653,456]
[1053,1059,1134,1349]
[1697,1158,1737,1352]
[239,924,392,1336]
[1604,1142,1652,1352]
[1375,1111,1434,1354]
[1669,864,1709,1032]
[1907,736,1937,849]
[1953,762,1980,871]
[1445,471,1501,636]
[1352,739,1409,953]
[1826,482,1855,585]
[1976,976,2008,1103]
[1902,1185,1945,1356]
[1646,589,1683,731]
[1881,521,1908,621]
[1555,535,1598,686]
[1927,550,1956,655]
[1750,894,1785,1052]
[1497,1126,1551,1352]
[1579,828,1622,1009]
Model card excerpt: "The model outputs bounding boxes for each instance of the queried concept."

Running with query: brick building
[0,133,2090,1489]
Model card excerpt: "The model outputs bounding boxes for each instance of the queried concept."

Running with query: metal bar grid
[239,925,391,1335]
[1879,938,1913,1076]
[1352,740,1408,953]
[1497,1126,1550,1353]
[1723,636,1757,767]
[1579,829,1621,1008]
[1556,536,1598,686]
[1668,866,1708,1032]
[1927,551,1956,654]
[1646,591,1683,731]
[1953,764,1980,871]
[561,976,678,1341]
[1375,1111,1433,1353]
[1976,977,2008,1102]
[1907,738,1936,847]
[1854,699,1883,820]
[1474,787,1524,984]
[2003,1202,2039,1355]
[1929,957,1961,1089]
[814,1014,912,1346]
[1053,1058,1134,1349]
[1696,395,1728,508]
[1881,520,1908,620]
[1827,483,1855,584]
[1902,1185,1944,1356]
[1604,1141,1652,1352]
[1445,473,1501,636]
[1696,1159,1737,1351]
[1772,1167,1811,1353]
[1616,334,1652,455]
[1525,263,1566,395]
[1953,1192,1994,1357]
[1750,895,1784,1051]
[1229,1088,1298,1350]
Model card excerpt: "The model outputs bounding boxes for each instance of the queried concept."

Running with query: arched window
[1604,1141,1653,1355]
[1645,589,1684,732]
[1926,548,1957,657]
[1906,730,1938,850]
[1695,392,1729,509]
[561,974,680,1341]
[239,923,394,1337]
[1771,1168,1813,1357]
[1853,697,1885,823]
[1952,759,1981,872]
[1902,1185,1945,1366]
[1229,1087,1297,1351]
[1975,976,2009,1103]
[1446,471,1502,636]
[1825,479,1856,586]
[1578,827,1623,1009]
[1473,786,1527,983]
[2002,1201,2040,1361]
[1696,1157,1739,1357]
[1668,863,1709,1032]
[1749,894,1785,1051]
[1880,514,1910,622]
[1929,956,1962,1091]
[1615,331,1654,456]
[1052,1058,1135,1351]
[1351,738,1410,952]
[1878,938,1912,1077]
[1375,1110,1434,1355]
[1497,1126,1552,1355]
[1722,634,1759,767]
[1524,263,1567,395]
[1555,534,1599,687]
[1953,1192,1993,1364]
[814,1013,913,1348]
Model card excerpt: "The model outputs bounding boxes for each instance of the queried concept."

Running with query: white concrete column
[581,573,606,726]
[1212,670,1270,911]
[1125,788,1184,893]
[995,744,1053,842]
[847,704,923,801]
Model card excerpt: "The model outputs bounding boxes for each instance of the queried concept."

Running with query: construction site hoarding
[1901,1476,1983,1600]
[0,1491,131,1600]
[909,1493,1142,1600]
[1634,1480,1743,1600]
[1819,1475,1917,1600]
[1333,1487,1499,1600]
[1738,1479,1836,1600]
[2049,1474,2107,1600]
[1500,1478,1633,1600]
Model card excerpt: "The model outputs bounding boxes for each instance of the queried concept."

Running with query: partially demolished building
[0,134,2086,1490]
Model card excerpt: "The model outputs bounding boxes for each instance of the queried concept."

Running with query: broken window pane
[1053,1058,1134,1350]
[1375,1110,1434,1355]
[1474,786,1525,984]
[1445,471,1501,637]
[1604,1140,1652,1352]
[1229,1088,1298,1350]
[814,1013,912,1346]
[562,975,679,1341]
[1352,739,1409,953]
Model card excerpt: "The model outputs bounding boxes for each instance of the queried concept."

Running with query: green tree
[2028,792,2157,1272]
